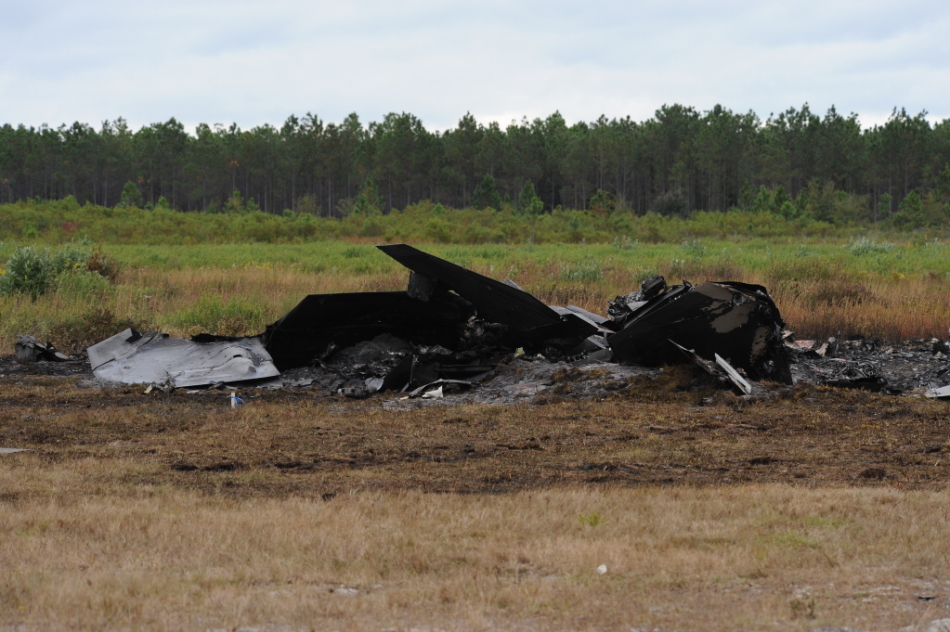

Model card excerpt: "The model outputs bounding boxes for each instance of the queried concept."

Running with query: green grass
[3,238,950,350]
[4,199,950,249]
[76,240,950,279]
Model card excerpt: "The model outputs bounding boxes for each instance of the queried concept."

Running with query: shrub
[0,246,56,299]
[517,182,544,216]
[119,181,143,208]
[651,190,688,217]
[83,246,119,281]
[471,175,502,211]
[50,243,92,273]
[847,237,894,256]
[47,307,150,354]
[0,244,117,300]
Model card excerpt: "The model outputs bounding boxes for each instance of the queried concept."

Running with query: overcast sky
[2,0,948,132]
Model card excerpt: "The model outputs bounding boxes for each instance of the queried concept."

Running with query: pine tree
[118,181,142,208]
[517,182,544,215]
[471,174,501,210]
[353,177,382,215]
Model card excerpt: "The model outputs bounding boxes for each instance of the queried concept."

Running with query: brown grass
[3,375,950,630]
[2,484,950,631]
[3,251,950,630]
[3,252,949,348]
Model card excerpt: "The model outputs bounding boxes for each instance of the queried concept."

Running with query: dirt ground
[2,351,950,498]
[5,352,950,632]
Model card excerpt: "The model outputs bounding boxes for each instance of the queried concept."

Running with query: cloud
[1,0,948,131]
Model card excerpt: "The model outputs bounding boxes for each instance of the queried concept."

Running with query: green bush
[0,243,112,300]
[0,246,57,299]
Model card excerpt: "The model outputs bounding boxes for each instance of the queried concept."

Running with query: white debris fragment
[421,386,443,399]
[88,328,279,388]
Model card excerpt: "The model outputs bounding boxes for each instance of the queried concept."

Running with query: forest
[1,104,949,226]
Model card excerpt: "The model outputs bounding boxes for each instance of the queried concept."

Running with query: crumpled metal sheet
[88,328,280,387]
[607,280,792,384]
[15,336,70,362]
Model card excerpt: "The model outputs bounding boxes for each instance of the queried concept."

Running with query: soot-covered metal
[258,244,791,394]
[86,244,793,393]
[604,278,793,384]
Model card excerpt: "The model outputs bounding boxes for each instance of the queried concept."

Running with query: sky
[2,0,949,133]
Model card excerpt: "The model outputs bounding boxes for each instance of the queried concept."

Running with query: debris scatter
[6,244,949,401]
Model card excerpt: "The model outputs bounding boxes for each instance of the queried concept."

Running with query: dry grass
[3,245,950,630]
[761,274,949,341]
[2,484,950,631]
[3,375,950,630]
[3,245,950,345]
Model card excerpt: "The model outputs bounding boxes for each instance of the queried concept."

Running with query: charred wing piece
[378,243,561,328]
[608,280,792,384]
[262,291,475,371]
[377,244,596,351]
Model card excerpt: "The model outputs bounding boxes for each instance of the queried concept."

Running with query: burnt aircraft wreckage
[86,244,793,396]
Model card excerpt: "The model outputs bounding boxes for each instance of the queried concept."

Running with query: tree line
[1,104,949,224]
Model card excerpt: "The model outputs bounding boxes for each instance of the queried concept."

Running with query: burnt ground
[2,339,950,499]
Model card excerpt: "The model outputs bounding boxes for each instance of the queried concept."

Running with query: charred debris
[74,244,946,400]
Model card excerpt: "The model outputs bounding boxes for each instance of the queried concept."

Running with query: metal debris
[15,336,70,362]
[926,385,950,400]
[263,291,475,371]
[420,385,444,399]
[669,340,753,395]
[376,244,597,354]
[606,279,792,384]
[715,353,753,396]
[88,328,280,388]
[81,244,800,397]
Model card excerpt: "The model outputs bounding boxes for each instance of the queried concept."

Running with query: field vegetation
[3,202,950,629]
[1,227,949,349]
[2,197,949,247]
[3,372,950,630]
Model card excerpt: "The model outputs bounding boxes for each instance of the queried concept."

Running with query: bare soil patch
[2,354,949,497]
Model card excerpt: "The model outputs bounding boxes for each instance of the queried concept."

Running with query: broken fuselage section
[604,276,792,384]
[260,244,791,393]
[87,244,791,393]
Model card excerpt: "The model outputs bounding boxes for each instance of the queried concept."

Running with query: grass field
[3,237,950,630]
[2,239,949,350]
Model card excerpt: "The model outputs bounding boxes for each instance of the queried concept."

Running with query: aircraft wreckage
[84,244,794,396]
